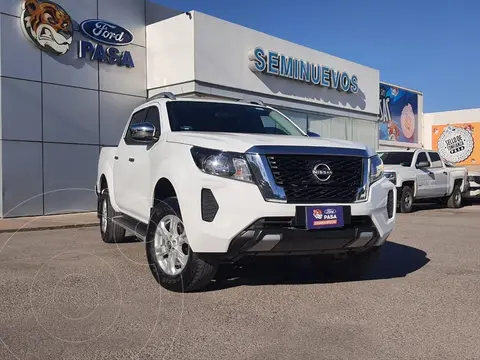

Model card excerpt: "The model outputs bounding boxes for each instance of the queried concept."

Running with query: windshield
[378,151,414,166]
[166,101,305,136]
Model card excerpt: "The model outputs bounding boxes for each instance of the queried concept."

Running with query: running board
[112,215,148,241]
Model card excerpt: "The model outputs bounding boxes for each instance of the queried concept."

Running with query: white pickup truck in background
[379,149,469,213]
[96,93,396,292]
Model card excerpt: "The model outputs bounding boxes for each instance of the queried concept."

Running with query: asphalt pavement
[1,204,480,360]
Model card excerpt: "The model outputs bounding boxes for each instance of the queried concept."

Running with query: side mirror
[416,161,430,168]
[130,122,157,142]
[307,131,320,137]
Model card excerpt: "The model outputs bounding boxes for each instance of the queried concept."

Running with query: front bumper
[464,187,480,198]
[207,214,382,262]
[178,174,396,255]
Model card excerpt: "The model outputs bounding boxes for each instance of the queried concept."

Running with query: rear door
[427,151,448,197]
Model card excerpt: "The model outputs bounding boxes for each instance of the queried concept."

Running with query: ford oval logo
[80,19,134,46]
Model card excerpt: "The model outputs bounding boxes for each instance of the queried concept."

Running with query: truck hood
[384,164,412,172]
[166,132,372,154]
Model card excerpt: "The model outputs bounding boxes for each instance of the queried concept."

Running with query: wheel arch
[401,180,416,197]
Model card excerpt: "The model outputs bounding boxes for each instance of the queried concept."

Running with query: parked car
[378,149,469,213]
[96,93,397,292]
[465,170,480,200]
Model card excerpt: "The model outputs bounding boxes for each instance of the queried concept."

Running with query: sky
[153,0,479,114]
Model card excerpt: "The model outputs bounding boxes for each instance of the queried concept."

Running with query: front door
[113,105,162,222]
[428,152,448,197]
[113,107,149,219]
[414,151,435,198]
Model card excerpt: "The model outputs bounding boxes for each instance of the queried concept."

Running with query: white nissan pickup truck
[96,93,396,292]
[379,149,468,213]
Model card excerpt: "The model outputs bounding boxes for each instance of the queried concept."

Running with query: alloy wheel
[154,215,189,276]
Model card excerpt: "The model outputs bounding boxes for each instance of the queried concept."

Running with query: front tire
[447,185,463,208]
[146,197,217,292]
[99,189,126,244]
[399,186,414,213]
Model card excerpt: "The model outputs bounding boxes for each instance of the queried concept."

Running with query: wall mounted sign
[20,0,73,55]
[20,0,134,68]
[433,123,477,165]
[248,47,359,94]
[78,19,135,68]
[378,83,418,143]
[80,20,134,46]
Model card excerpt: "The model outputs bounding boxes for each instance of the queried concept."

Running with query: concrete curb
[0,222,99,234]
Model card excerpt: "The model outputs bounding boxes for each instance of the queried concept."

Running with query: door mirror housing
[130,122,157,142]
[416,161,430,168]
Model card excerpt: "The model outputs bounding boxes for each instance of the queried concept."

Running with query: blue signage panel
[80,20,134,46]
[249,47,358,94]
[378,83,418,143]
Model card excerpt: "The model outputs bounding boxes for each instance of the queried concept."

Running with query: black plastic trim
[199,215,377,263]
[387,190,394,219]
[201,188,219,222]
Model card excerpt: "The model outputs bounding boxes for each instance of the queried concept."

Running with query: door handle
[114,156,118,160]
[128,157,135,162]
[443,171,447,175]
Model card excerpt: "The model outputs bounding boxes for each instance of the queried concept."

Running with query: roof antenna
[185,11,192,19]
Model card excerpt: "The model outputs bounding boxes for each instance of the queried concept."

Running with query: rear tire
[146,197,217,293]
[99,189,126,244]
[447,185,463,208]
[399,186,414,213]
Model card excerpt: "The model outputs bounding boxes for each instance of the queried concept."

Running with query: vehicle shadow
[410,198,480,213]
[205,241,430,292]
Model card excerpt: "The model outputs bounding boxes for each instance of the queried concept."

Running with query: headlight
[369,155,384,184]
[384,171,397,184]
[190,147,254,183]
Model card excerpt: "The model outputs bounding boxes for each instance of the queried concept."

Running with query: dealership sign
[79,20,135,67]
[20,0,134,68]
[248,47,359,94]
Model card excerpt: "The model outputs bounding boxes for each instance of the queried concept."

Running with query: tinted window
[124,108,148,145]
[145,106,161,137]
[416,152,430,166]
[379,152,414,166]
[428,152,443,168]
[166,101,305,136]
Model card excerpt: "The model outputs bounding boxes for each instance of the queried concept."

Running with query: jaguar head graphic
[20,0,73,55]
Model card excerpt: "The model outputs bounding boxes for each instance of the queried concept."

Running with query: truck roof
[380,148,438,153]
[144,92,271,107]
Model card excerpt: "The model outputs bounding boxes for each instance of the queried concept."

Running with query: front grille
[266,154,364,203]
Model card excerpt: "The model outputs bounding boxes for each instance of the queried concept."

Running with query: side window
[428,152,443,168]
[416,152,430,166]
[124,108,147,145]
[145,106,161,137]
[260,116,289,135]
